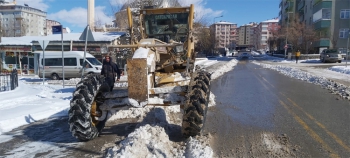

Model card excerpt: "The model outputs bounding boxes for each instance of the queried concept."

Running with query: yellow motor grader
[68,4,211,141]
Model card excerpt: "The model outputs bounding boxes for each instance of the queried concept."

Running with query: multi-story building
[0,0,47,37]
[297,0,314,25]
[279,0,350,53]
[312,0,350,53]
[256,19,280,51]
[210,21,238,50]
[237,22,258,49]
[45,19,61,35]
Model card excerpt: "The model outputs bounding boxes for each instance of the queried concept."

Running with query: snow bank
[210,59,238,80]
[328,66,350,75]
[253,62,350,100]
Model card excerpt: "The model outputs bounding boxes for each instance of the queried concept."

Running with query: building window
[339,28,349,38]
[340,9,350,19]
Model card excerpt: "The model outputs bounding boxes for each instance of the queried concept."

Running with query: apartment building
[255,19,280,51]
[279,0,350,53]
[210,21,238,50]
[237,22,258,49]
[0,0,47,36]
[45,19,61,35]
[312,0,350,53]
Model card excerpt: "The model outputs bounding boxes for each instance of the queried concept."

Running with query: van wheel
[51,73,59,80]
[338,60,342,63]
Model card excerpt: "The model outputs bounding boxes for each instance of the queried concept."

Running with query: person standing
[295,50,301,63]
[101,54,120,91]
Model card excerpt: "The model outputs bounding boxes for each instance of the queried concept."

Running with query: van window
[80,59,92,68]
[64,58,77,66]
[87,58,102,65]
[42,58,62,66]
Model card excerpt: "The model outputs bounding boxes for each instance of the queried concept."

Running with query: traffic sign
[79,25,95,41]
[52,25,62,34]
[38,40,50,50]
[284,45,288,49]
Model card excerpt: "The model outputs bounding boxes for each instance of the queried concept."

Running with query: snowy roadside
[0,57,238,158]
[252,61,350,101]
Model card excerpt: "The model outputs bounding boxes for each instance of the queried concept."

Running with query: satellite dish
[65,27,71,33]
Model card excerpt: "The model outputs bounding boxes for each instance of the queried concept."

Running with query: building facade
[210,21,238,50]
[0,1,46,37]
[256,19,280,51]
[312,0,350,53]
[279,0,350,53]
[237,22,258,49]
[45,19,61,35]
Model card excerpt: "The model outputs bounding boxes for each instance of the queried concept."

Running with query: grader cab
[68,4,211,141]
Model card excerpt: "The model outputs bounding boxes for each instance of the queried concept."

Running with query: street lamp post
[346,30,349,67]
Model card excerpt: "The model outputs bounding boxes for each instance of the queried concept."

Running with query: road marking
[279,100,339,158]
[261,76,275,88]
[282,95,350,152]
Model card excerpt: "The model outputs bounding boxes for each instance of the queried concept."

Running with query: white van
[37,51,102,80]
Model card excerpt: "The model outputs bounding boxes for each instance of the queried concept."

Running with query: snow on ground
[0,81,73,135]
[0,57,237,158]
[328,66,350,75]
[252,61,350,100]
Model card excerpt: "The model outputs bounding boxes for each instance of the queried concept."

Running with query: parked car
[342,52,350,60]
[320,49,342,63]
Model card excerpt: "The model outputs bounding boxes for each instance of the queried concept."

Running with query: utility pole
[284,13,290,59]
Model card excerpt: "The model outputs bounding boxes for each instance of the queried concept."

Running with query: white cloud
[10,0,49,11]
[178,0,223,22]
[47,6,114,29]
[109,0,129,7]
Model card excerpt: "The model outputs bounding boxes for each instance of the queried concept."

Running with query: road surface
[204,59,350,157]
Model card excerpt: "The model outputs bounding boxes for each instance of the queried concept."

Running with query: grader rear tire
[68,75,107,141]
[182,70,211,138]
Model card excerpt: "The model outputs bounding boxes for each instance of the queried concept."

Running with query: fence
[0,69,19,92]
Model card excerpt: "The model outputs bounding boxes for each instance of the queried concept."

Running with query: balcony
[285,1,294,11]
[314,19,331,30]
[313,0,332,14]
[313,38,330,47]
[298,0,305,11]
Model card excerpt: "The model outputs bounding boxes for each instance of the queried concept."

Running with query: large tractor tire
[182,70,211,138]
[68,75,107,141]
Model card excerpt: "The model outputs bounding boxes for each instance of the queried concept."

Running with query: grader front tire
[68,75,106,141]
[182,70,211,138]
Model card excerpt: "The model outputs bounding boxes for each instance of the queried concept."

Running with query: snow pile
[185,137,213,158]
[106,124,183,158]
[209,59,238,80]
[253,62,350,100]
[328,66,350,75]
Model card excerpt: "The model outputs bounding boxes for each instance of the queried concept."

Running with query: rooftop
[214,21,236,25]
[262,18,279,23]
[0,32,126,46]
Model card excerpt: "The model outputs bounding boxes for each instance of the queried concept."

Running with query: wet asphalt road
[204,59,350,157]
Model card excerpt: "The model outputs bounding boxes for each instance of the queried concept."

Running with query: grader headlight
[175,44,184,53]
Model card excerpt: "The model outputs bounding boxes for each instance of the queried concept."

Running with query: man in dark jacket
[101,54,120,91]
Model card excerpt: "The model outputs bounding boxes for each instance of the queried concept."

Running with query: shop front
[0,46,36,74]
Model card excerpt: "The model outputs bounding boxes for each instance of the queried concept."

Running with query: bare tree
[279,13,319,54]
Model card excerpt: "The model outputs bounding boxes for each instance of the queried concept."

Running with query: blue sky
[12,0,280,33]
